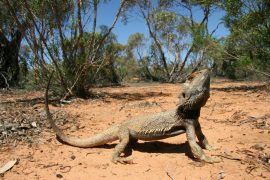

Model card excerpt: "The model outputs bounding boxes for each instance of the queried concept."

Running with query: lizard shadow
[211,84,267,92]
[57,138,194,159]
[132,141,193,158]
[98,141,194,159]
[99,91,171,101]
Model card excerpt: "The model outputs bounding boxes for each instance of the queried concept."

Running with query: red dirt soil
[1,80,270,180]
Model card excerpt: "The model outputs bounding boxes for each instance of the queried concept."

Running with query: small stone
[217,170,226,180]
[71,155,76,160]
[56,174,63,178]
[251,143,265,151]
[31,122,37,128]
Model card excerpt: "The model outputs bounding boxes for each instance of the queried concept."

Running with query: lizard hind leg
[111,129,133,164]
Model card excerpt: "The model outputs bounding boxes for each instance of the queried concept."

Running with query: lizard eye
[187,73,196,81]
[187,75,193,81]
[182,93,186,98]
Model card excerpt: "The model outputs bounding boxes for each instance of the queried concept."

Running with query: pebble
[251,143,265,151]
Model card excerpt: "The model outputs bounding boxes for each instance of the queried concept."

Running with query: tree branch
[49,0,69,63]
[0,29,9,45]
[0,72,10,90]
[138,2,170,80]
[22,0,68,92]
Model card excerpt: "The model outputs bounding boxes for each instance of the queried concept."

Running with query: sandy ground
[0,80,270,180]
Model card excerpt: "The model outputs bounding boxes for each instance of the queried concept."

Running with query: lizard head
[178,69,210,110]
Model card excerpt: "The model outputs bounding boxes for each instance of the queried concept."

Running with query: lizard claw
[111,157,134,164]
[201,155,221,163]
[204,144,217,151]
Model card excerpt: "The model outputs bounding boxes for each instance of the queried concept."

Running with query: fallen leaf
[0,159,18,174]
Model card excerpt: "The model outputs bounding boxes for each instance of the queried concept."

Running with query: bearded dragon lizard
[45,69,220,164]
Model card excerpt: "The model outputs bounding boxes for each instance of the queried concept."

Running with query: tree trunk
[0,30,22,88]
[108,57,120,84]
[73,76,88,98]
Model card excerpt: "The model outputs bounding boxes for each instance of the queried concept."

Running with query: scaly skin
[45,69,220,164]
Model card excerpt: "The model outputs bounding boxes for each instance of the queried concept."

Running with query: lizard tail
[44,72,119,148]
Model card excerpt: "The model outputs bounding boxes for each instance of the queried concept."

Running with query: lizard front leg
[195,122,215,150]
[111,129,133,164]
[185,120,220,163]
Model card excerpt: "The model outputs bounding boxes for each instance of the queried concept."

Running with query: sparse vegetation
[1,0,268,97]
[0,1,270,179]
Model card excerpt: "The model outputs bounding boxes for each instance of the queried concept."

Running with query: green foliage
[18,46,30,85]
[2,0,269,93]
[191,23,207,51]
[220,0,270,79]
[117,56,139,81]
[154,10,177,31]
[127,33,145,50]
